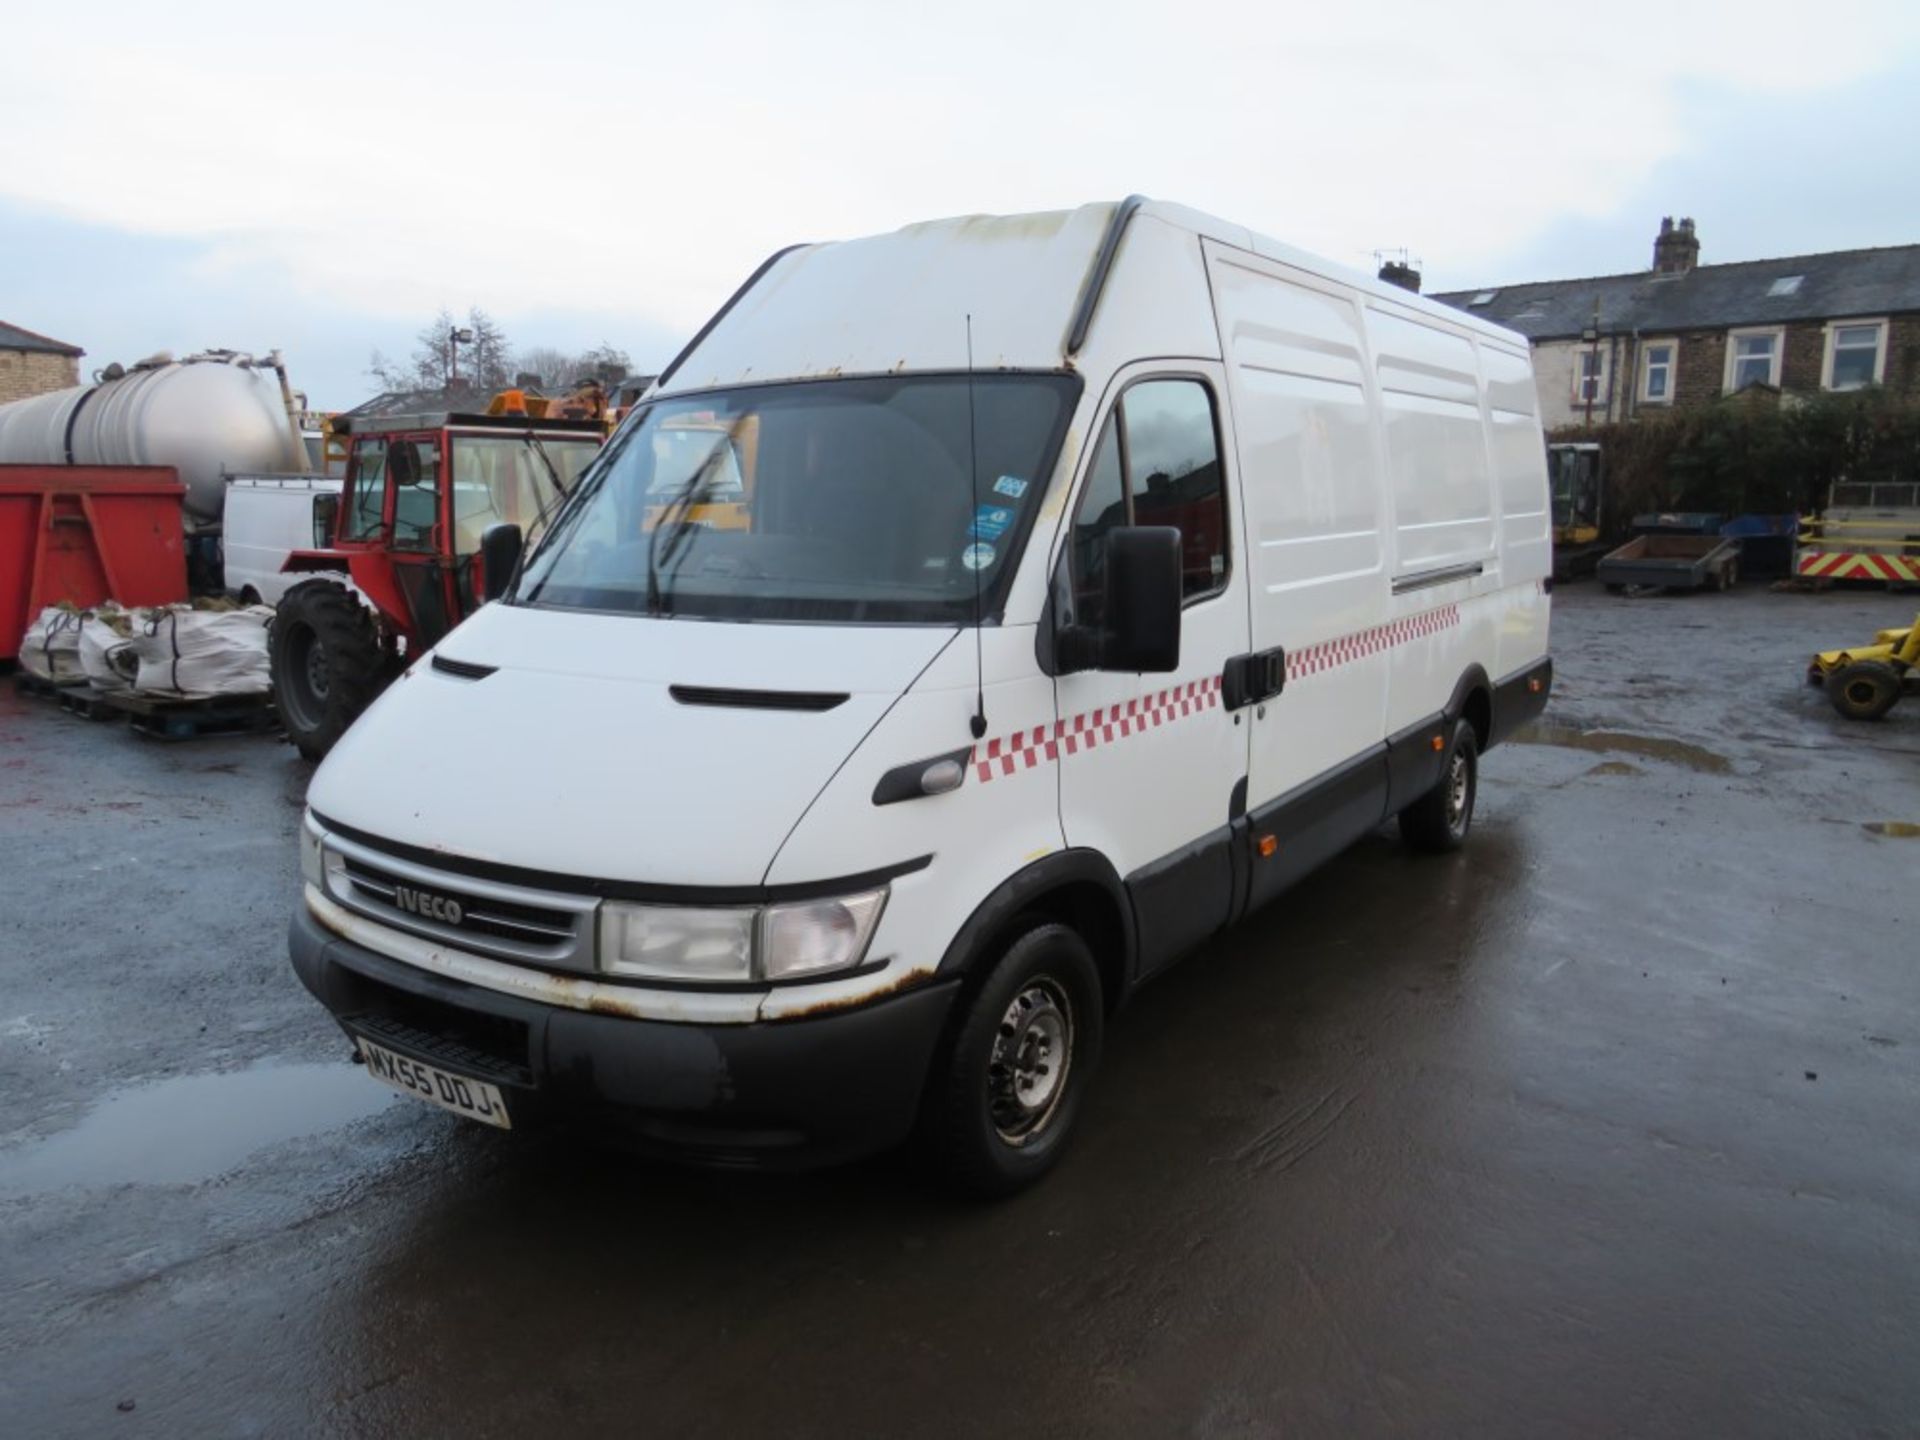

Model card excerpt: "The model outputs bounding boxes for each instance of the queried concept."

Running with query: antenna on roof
[965,314,987,741]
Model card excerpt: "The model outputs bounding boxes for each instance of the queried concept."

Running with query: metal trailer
[1597,533,1741,593]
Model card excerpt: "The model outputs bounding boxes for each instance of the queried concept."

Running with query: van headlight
[598,905,757,982]
[300,814,326,888]
[760,890,888,981]
[596,888,888,984]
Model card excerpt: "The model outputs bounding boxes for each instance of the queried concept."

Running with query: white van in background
[289,197,1552,1194]
[224,475,342,605]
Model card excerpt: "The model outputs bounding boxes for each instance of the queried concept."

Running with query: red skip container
[0,465,188,662]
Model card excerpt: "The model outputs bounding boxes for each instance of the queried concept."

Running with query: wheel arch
[933,849,1136,1015]
[1445,664,1494,751]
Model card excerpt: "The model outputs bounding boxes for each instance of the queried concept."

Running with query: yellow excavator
[1809,615,1919,720]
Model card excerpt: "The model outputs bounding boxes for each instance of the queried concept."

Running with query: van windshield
[514,373,1081,623]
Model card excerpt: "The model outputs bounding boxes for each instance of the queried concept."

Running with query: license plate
[358,1037,512,1130]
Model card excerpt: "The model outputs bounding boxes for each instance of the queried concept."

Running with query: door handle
[1222,647,1287,710]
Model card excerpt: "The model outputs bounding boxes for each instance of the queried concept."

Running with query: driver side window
[1068,378,1228,629]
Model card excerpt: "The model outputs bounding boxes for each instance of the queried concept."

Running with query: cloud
[2,0,1917,402]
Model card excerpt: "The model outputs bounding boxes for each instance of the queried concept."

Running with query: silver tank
[0,350,310,527]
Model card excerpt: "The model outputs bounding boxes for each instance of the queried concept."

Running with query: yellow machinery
[1809,614,1920,721]
[1546,441,1605,578]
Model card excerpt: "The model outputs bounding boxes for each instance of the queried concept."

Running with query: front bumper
[289,906,959,1169]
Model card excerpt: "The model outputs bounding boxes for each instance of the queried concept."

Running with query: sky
[3,0,1918,408]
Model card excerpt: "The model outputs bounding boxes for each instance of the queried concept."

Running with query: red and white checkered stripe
[970,601,1461,783]
[1285,603,1459,681]
[973,675,1222,782]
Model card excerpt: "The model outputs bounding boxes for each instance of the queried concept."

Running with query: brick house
[0,321,84,405]
[1431,220,1920,429]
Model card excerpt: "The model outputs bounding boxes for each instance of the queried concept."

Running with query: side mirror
[1103,526,1182,672]
[1057,526,1182,674]
[480,523,523,602]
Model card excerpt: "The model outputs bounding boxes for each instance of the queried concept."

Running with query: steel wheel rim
[283,626,328,730]
[1845,679,1878,707]
[988,978,1073,1146]
[1446,749,1470,830]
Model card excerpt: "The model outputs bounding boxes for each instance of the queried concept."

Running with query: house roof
[1431,244,1920,341]
[0,320,84,357]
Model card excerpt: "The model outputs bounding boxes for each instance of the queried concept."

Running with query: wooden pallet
[12,670,88,700]
[57,686,127,722]
[98,689,277,741]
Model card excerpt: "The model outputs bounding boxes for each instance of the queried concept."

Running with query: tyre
[1399,717,1478,854]
[917,923,1104,1198]
[270,579,389,761]
[1825,660,1902,722]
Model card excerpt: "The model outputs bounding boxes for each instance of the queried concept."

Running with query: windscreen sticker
[970,504,1015,541]
[961,542,995,571]
[992,475,1029,499]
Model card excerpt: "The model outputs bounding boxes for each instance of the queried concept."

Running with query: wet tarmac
[3,585,1918,1438]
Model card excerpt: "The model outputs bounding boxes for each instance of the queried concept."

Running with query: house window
[1641,341,1676,403]
[1824,320,1887,391]
[1725,329,1783,392]
[1572,348,1610,406]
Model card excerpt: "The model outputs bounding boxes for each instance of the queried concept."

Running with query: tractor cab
[270,407,606,759]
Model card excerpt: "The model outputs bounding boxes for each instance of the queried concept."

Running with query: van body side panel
[1202,243,1392,819]
[1362,299,1544,741]
[1478,340,1553,678]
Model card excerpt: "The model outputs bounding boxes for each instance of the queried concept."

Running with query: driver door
[1053,365,1252,977]
[381,432,459,647]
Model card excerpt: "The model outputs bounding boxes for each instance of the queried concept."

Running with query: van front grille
[320,830,599,974]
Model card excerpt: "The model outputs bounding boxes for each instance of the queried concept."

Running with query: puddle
[1862,822,1920,838]
[0,1061,393,1193]
[1511,723,1733,774]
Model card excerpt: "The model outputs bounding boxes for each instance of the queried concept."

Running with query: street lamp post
[447,326,475,392]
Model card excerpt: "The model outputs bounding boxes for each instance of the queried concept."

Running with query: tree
[511,341,632,391]
[364,314,633,398]
[365,307,516,396]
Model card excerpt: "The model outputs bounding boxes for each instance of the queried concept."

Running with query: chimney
[1377,259,1421,293]
[1652,216,1699,275]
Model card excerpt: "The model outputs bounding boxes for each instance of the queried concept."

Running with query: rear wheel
[917,923,1104,1198]
[1400,718,1478,853]
[1826,660,1902,722]
[270,580,388,760]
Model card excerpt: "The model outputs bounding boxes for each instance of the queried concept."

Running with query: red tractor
[269,401,606,758]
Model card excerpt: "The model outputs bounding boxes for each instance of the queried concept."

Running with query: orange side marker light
[1257,834,1278,858]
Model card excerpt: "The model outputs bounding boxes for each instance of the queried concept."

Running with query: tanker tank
[0,349,311,529]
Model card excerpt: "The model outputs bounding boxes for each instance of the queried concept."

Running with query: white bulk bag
[127,605,276,701]
[78,609,140,694]
[19,606,86,683]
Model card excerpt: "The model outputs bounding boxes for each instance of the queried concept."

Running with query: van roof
[655,197,1528,394]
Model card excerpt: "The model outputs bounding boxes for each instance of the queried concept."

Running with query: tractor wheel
[270,580,389,761]
[1825,661,1902,722]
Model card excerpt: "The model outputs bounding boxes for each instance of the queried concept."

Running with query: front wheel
[1400,718,1478,853]
[917,923,1104,1198]
[269,580,389,761]
[1826,660,1902,722]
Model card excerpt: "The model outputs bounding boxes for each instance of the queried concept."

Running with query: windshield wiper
[520,433,571,540]
[645,440,729,616]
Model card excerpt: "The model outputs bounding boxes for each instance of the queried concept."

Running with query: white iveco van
[291,198,1552,1194]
